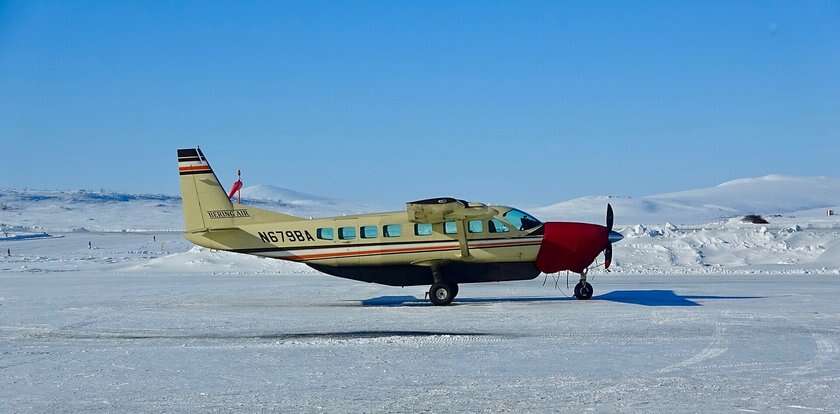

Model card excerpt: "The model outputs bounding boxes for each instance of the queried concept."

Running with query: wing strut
[456,219,470,257]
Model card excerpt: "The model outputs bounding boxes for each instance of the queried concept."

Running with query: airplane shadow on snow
[360,290,763,307]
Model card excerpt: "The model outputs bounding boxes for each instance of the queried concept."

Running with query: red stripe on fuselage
[279,240,542,261]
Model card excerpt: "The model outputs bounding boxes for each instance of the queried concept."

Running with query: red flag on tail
[228,170,243,201]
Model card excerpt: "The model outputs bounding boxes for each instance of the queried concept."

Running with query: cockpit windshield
[503,208,542,231]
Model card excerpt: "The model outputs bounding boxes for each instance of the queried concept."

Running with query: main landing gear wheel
[574,281,593,300]
[429,283,457,306]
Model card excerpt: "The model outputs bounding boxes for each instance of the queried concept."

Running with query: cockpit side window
[488,219,510,233]
[503,209,542,231]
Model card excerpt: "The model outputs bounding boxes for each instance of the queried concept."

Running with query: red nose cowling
[536,222,609,274]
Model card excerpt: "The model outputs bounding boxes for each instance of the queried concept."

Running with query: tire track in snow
[658,322,728,373]
[23,329,510,348]
[790,333,838,376]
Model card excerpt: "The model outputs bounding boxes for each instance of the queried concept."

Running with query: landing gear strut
[574,270,593,300]
[429,282,458,306]
[429,265,458,306]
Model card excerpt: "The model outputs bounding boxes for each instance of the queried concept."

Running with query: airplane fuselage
[185,208,544,286]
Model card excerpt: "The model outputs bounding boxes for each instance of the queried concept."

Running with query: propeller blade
[605,205,617,269]
[604,244,612,269]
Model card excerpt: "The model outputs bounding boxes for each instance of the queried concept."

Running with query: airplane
[177,147,624,305]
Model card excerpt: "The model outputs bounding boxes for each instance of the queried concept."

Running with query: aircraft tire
[574,281,593,300]
[429,283,455,306]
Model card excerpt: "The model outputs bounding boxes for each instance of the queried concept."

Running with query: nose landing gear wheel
[574,281,593,300]
[429,283,457,306]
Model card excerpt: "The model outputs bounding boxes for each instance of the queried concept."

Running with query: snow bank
[123,246,316,275]
[596,216,840,275]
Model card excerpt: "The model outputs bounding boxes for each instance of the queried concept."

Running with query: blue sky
[1,1,838,206]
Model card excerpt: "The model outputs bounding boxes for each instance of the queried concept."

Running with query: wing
[405,197,498,224]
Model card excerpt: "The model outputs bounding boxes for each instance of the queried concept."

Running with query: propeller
[604,204,619,269]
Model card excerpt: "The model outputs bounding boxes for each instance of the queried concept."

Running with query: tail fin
[178,148,236,232]
[177,147,302,234]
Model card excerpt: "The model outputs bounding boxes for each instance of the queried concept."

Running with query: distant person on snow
[6,248,10,257]
[88,241,92,249]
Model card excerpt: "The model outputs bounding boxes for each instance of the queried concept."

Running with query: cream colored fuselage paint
[177,148,542,272]
[185,207,543,267]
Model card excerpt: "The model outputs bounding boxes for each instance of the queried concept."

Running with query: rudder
[177,148,235,232]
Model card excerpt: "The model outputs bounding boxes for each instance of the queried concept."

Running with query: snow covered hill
[0,187,371,233]
[0,190,183,232]
[4,175,837,233]
[532,175,840,225]
[238,184,330,204]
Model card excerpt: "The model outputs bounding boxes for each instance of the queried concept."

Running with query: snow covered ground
[2,262,840,412]
[0,232,839,412]
[2,176,840,412]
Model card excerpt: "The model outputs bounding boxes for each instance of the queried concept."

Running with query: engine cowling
[536,204,624,274]
[536,222,609,274]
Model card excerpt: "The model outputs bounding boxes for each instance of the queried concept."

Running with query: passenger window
[468,220,484,233]
[317,228,334,240]
[488,219,510,233]
[444,221,458,235]
[338,226,356,240]
[361,225,378,239]
[383,224,402,238]
[414,223,433,236]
